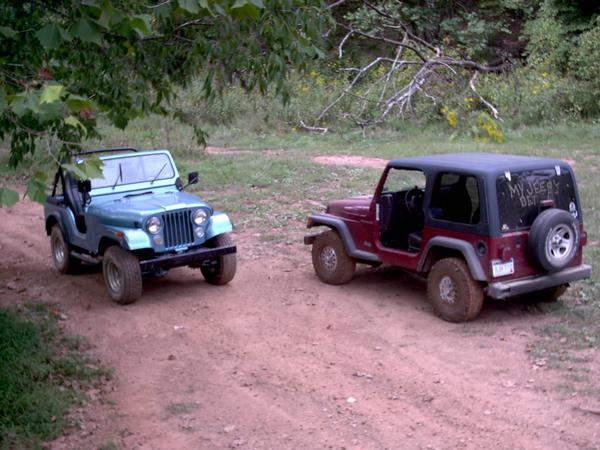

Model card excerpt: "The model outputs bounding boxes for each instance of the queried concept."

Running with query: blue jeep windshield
[90,153,175,189]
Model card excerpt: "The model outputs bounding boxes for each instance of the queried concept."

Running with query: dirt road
[1,198,598,450]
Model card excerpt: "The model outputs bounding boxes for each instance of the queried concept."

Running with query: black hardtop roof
[388,152,570,175]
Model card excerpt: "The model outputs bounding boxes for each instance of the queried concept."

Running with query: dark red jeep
[304,153,592,322]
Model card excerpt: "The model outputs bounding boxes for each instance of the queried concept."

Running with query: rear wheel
[311,230,355,285]
[200,233,237,285]
[102,246,142,304]
[50,225,80,274]
[427,257,484,322]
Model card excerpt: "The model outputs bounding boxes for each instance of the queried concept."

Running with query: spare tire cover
[528,208,579,272]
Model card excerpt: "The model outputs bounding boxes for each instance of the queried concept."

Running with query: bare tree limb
[469,72,502,120]
[313,1,503,127]
[299,120,328,134]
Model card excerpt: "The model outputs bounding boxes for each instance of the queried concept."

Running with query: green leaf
[0,188,19,207]
[9,92,40,117]
[64,156,103,180]
[130,15,152,37]
[65,115,87,135]
[0,88,7,112]
[82,156,104,179]
[26,171,48,204]
[230,0,261,19]
[0,26,17,39]
[65,94,93,112]
[72,19,102,45]
[40,84,64,104]
[36,24,70,49]
[178,0,200,14]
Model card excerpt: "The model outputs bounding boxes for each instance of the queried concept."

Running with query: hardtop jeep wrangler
[44,147,236,304]
[305,153,592,322]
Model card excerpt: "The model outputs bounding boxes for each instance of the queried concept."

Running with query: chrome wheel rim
[321,246,338,272]
[52,234,65,265]
[106,261,122,293]
[439,275,457,305]
[546,224,574,262]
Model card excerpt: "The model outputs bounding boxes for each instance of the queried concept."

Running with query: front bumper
[486,264,592,299]
[139,244,236,273]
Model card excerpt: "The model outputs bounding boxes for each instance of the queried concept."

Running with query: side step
[70,250,101,265]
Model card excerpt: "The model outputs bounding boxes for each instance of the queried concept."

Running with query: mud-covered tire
[50,225,80,274]
[528,208,579,272]
[200,233,237,285]
[427,257,484,322]
[102,246,142,304]
[529,284,568,303]
[311,230,356,285]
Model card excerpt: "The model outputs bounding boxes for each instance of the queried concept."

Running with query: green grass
[0,304,111,449]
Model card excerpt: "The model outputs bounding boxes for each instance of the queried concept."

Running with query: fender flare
[306,214,380,263]
[417,236,487,281]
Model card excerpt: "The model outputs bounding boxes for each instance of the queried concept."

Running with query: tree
[310,1,505,130]
[0,0,328,205]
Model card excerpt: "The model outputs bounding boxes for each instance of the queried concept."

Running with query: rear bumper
[486,264,592,299]
[139,244,236,273]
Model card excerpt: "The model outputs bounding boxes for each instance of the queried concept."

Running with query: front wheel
[50,225,80,274]
[200,234,237,285]
[102,246,142,304]
[311,230,356,285]
[427,257,484,322]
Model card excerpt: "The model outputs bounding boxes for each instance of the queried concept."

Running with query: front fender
[99,226,151,251]
[306,213,380,263]
[205,212,234,240]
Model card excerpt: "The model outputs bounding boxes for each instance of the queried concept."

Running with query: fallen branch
[299,120,328,134]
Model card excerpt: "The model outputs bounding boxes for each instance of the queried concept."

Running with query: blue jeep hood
[88,191,210,227]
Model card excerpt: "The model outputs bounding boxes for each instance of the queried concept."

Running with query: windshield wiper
[150,163,167,185]
[124,191,153,198]
[112,163,123,190]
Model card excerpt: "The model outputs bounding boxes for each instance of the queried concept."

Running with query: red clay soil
[1,198,599,450]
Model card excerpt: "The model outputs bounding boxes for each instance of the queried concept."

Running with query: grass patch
[0,304,110,449]
[164,402,200,416]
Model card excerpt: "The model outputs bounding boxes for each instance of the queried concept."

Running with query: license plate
[492,259,514,278]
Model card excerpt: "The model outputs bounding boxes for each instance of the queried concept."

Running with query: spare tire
[528,208,579,272]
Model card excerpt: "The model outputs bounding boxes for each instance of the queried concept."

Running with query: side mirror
[77,179,92,194]
[188,171,199,185]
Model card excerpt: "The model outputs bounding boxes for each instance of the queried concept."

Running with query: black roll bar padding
[75,147,138,156]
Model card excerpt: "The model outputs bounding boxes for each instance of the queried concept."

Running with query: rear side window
[430,173,481,225]
[496,169,578,231]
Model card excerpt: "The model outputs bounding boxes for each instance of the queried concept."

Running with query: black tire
[529,284,568,303]
[311,230,356,285]
[528,208,579,272]
[50,225,80,274]
[427,257,484,322]
[200,233,237,285]
[102,246,142,304]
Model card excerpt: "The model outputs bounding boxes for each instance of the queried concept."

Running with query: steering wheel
[405,187,424,214]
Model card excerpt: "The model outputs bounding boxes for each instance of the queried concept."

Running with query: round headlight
[146,216,162,235]
[192,209,208,226]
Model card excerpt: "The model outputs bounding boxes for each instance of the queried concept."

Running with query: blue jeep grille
[163,210,194,248]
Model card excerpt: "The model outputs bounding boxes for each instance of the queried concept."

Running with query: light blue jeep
[44,148,236,304]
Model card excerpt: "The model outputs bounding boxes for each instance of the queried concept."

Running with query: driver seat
[63,172,87,233]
